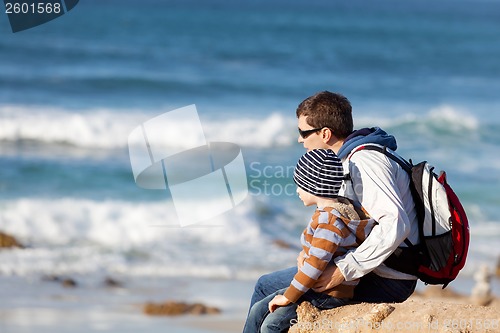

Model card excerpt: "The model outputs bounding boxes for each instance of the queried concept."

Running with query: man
[247,91,419,332]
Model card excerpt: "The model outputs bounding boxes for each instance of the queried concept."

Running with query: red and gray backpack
[347,144,470,288]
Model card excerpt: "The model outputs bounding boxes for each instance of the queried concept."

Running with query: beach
[1,269,500,333]
[0,272,249,333]
[1,0,500,332]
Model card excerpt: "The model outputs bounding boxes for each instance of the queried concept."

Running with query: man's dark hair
[296,91,353,139]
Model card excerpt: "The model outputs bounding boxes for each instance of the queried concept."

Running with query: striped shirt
[283,201,376,303]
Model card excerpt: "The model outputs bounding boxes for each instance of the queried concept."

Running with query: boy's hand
[268,295,291,313]
[297,250,306,269]
[312,265,345,292]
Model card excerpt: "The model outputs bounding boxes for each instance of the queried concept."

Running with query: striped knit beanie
[293,149,344,199]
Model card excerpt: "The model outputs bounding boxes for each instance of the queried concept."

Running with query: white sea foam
[0,196,496,280]
[0,104,492,151]
[356,104,480,132]
[0,105,147,149]
[0,104,296,150]
[203,112,296,147]
[0,197,297,278]
[0,197,270,247]
[464,223,500,279]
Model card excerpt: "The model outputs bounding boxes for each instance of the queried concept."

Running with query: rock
[189,303,221,315]
[292,301,321,332]
[290,297,500,333]
[273,239,293,249]
[42,275,78,288]
[0,231,23,248]
[496,257,500,278]
[336,303,394,333]
[362,303,395,325]
[291,301,397,333]
[143,301,221,316]
[61,278,78,288]
[471,264,493,306]
[144,301,188,316]
[103,277,123,288]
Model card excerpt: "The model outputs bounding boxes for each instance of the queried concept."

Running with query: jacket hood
[337,127,397,159]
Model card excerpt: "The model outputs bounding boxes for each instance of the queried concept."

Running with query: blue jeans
[249,267,298,310]
[245,266,417,332]
[243,286,348,333]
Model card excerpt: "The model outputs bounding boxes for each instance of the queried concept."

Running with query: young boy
[242,148,375,333]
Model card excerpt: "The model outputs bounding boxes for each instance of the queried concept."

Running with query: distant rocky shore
[0,230,221,318]
[0,231,23,248]
[143,301,221,316]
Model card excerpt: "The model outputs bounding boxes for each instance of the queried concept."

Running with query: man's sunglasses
[298,127,325,138]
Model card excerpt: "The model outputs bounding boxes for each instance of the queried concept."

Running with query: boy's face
[297,115,329,151]
[296,187,316,206]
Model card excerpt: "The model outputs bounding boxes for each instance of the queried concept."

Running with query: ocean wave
[0,105,145,149]
[0,105,296,150]
[0,104,496,151]
[0,197,270,247]
[0,196,497,279]
[357,105,480,133]
[0,196,298,278]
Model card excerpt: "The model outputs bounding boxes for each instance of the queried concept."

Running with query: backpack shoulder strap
[349,143,412,173]
[345,143,415,247]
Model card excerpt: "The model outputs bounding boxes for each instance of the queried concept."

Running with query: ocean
[1,0,500,330]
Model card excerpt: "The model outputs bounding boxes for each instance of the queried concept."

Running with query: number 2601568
[5,2,62,14]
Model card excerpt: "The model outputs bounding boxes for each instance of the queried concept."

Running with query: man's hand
[312,264,345,292]
[268,295,291,313]
[297,250,306,269]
